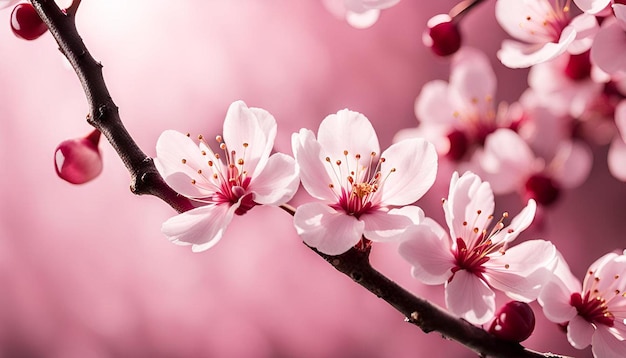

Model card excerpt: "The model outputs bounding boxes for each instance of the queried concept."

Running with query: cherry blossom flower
[527,51,603,118]
[591,4,626,75]
[154,100,300,252]
[395,47,521,161]
[574,0,612,14]
[322,0,400,29]
[538,250,626,357]
[292,109,437,255]
[474,128,592,206]
[398,171,556,325]
[495,0,598,68]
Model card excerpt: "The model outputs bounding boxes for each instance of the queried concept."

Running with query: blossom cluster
[154,96,624,356]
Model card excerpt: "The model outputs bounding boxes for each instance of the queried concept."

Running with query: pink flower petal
[317,109,380,164]
[608,136,626,181]
[155,130,218,198]
[249,153,299,206]
[592,325,626,358]
[484,239,556,301]
[496,0,552,43]
[549,140,593,189]
[415,80,456,127]
[223,100,277,177]
[490,199,537,244]
[293,202,364,255]
[567,315,595,349]
[398,224,454,285]
[361,208,414,242]
[361,0,401,9]
[478,129,535,194]
[567,14,598,55]
[449,47,497,115]
[538,280,578,323]
[574,0,611,14]
[444,171,494,245]
[161,203,237,252]
[378,138,438,206]
[591,18,626,74]
[346,9,380,29]
[445,270,496,325]
[497,26,577,68]
[291,129,337,201]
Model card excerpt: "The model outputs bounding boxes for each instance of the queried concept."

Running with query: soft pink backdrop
[0,1,623,357]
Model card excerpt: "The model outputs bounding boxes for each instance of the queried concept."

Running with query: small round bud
[423,14,462,57]
[524,173,560,206]
[489,301,536,342]
[10,3,48,40]
[564,51,592,81]
[445,129,469,161]
[54,129,103,184]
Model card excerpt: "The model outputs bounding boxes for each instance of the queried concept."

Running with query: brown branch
[29,1,570,357]
[30,0,193,213]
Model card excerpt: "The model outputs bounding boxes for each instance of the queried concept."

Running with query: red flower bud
[423,14,462,57]
[54,130,103,184]
[489,301,536,342]
[10,3,48,40]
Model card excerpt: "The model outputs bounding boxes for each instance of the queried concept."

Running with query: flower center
[327,150,395,218]
[450,210,511,281]
[181,134,256,215]
[570,292,615,327]
[570,269,626,327]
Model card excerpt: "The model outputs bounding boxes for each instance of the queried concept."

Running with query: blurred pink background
[0,1,624,357]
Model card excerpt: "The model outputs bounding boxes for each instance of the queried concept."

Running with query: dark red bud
[54,130,103,184]
[423,14,462,57]
[524,173,560,207]
[489,301,536,342]
[11,3,48,40]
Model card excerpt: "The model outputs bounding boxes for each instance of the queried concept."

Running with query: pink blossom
[527,51,603,117]
[591,4,626,75]
[496,0,598,68]
[322,0,400,29]
[395,47,520,161]
[292,109,437,255]
[474,128,593,206]
[574,0,612,14]
[538,250,626,357]
[398,171,556,325]
[154,100,300,252]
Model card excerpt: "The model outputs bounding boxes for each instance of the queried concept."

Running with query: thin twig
[28,1,571,357]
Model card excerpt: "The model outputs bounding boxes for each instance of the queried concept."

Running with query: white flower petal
[361,209,412,242]
[485,240,556,301]
[591,18,626,75]
[294,202,364,255]
[162,203,236,252]
[155,130,217,198]
[223,100,277,176]
[497,27,576,68]
[592,325,626,358]
[346,9,380,29]
[317,109,380,164]
[444,171,494,245]
[538,280,578,323]
[449,48,497,116]
[490,199,537,244]
[478,129,535,194]
[291,129,337,201]
[415,80,456,127]
[574,0,611,14]
[378,138,438,205]
[567,315,595,349]
[445,270,496,325]
[249,153,299,206]
[398,224,454,285]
